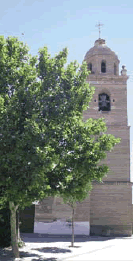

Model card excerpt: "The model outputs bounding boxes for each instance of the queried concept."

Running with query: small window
[88,63,92,72]
[114,63,117,75]
[99,93,111,112]
[101,61,106,73]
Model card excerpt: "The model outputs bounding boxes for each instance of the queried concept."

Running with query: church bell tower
[33,35,132,237]
[84,37,132,236]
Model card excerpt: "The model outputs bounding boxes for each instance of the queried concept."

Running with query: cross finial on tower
[96,22,104,39]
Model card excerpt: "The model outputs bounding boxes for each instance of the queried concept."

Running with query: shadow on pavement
[31,258,57,261]
[0,247,42,261]
[32,246,71,253]
[0,247,58,261]
[21,233,116,243]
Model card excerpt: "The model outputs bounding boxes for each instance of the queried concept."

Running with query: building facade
[84,38,132,236]
[34,38,132,236]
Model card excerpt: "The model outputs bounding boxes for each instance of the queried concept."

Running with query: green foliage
[0,37,47,208]
[0,36,120,258]
[35,45,120,208]
[63,182,92,208]
[0,37,120,209]
[18,238,25,248]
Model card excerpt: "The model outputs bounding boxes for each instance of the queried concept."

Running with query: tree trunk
[9,201,19,259]
[16,210,20,241]
[71,207,75,247]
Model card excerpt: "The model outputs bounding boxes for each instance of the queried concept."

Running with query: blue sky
[1,0,133,179]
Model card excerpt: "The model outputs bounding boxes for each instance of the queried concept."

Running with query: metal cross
[96,22,104,39]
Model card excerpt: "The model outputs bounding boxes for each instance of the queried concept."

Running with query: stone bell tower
[84,38,132,236]
[33,37,132,237]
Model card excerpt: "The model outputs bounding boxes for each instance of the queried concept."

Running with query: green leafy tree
[0,37,49,258]
[36,46,120,247]
[60,118,120,246]
[62,183,92,247]
[0,37,120,258]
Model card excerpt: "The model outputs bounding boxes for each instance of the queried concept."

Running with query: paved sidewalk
[0,233,133,260]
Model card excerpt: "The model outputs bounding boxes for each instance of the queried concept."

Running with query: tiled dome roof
[84,39,119,61]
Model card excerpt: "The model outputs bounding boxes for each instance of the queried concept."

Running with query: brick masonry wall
[83,78,130,182]
[101,126,130,181]
[35,195,90,223]
[90,183,132,236]
[84,80,128,127]
[132,205,133,233]
[90,224,132,236]
[35,197,56,222]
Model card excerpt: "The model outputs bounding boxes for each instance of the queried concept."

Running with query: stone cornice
[87,74,129,84]
[92,181,132,185]
[106,124,130,128]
